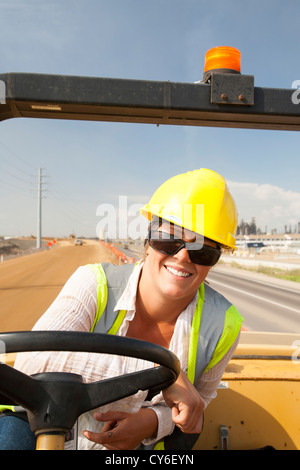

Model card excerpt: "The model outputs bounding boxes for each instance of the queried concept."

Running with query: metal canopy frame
[0,71,300,131]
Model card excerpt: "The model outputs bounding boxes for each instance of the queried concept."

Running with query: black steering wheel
[0,331,180,436]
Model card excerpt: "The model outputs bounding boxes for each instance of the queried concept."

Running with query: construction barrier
[99,241,135,264]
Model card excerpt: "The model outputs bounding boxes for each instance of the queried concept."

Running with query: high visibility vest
[0,262,243,450]
[89,262,243,450]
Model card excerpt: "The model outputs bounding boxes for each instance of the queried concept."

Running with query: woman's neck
[125,266,187,348]
[126,261,198,347]
[128,292,176,348]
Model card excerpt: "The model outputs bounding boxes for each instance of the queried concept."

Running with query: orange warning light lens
[204,46,241,73]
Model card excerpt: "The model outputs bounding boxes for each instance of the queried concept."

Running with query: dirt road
[0,240,120,332]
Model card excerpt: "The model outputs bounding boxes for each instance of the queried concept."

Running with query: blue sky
[0,0,300,238]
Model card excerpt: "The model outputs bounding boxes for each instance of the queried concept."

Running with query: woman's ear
[143,240,150,261]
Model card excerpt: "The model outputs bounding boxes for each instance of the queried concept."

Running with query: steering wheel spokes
[0,331,180,448]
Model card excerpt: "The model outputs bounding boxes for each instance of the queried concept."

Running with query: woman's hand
[82,408,158,450]
[163,369,204,434]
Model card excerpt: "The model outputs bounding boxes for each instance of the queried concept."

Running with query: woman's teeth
[165,266,191,277]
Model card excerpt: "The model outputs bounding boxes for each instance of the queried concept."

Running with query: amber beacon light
[203,46,241,82]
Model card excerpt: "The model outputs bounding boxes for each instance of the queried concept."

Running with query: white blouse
[14,261,240,450]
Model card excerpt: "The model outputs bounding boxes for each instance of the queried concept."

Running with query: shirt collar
[114,259,200,315]
[114,260,143,312]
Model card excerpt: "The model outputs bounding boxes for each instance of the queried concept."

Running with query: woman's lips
[164,265,192,278]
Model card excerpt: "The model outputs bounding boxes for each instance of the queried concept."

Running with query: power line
[0,164,33,186]
[0,151,33,179]
[0,143,36,196]
[0,141,38,200]
[0,177,31,193]
[0,140,37,173]
[46,177,92,224]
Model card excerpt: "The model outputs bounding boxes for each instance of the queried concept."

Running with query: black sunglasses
[147,230,221,266]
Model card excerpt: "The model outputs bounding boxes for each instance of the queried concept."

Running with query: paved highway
[117,243,300,333]
[207,266,300,333]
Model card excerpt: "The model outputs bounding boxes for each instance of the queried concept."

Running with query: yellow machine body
[194,331,300,450]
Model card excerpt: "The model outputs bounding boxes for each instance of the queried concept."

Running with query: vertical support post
[36,433,65,450]
[37,168,42,249]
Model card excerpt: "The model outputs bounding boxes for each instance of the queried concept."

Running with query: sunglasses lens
[149,239,183,256]
[149,234,221,267]
[188,245,221,266]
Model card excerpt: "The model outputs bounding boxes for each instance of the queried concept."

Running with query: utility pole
[37,168,42,249]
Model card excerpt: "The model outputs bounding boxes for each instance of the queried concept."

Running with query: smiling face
[143,221,216,304]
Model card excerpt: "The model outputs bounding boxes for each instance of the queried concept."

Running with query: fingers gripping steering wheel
[0,331,180,449]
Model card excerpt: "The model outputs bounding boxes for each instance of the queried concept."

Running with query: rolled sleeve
[142,403,175,446]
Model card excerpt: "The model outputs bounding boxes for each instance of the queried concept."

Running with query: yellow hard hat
[140,168,238,250]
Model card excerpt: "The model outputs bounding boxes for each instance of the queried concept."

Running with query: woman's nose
[173,246,191,263]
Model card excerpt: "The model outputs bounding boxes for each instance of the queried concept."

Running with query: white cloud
[227,181,300,233]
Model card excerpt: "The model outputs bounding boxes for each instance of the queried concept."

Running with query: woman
[0,168,243,450]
